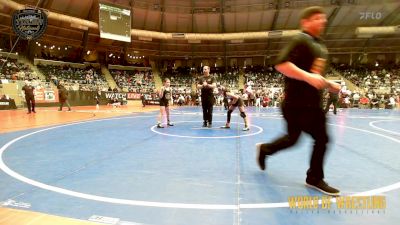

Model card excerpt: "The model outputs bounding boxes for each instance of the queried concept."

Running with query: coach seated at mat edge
[0,94,17,110]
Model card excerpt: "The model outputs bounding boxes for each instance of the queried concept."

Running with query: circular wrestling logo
[12,9,48,40]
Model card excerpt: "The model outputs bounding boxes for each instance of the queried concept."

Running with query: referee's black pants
[325,97,338,114]
[260,103,329,181]
[25,96,35,112]
[202,101,214,125]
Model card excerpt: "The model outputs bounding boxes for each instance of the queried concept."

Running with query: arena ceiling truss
[0,0,399,59]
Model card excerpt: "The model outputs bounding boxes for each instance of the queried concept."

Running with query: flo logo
[12,9,48,40]
[359,11,383,20]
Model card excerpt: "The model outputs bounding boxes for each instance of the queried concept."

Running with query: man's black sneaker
[305,179,340,196]
[256,143,266,170]
[202,122,207,127]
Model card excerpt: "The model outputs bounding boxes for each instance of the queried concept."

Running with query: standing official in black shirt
[256,6,341,196]
[58,84,71,111]
[325,91,338,114]
[197,66,216,127]
[21,80,36,114]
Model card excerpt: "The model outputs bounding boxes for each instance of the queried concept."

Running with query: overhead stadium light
[355,26,399,35]
[268,30,283,38]
[172,33,186,39]
[188,39,201,44]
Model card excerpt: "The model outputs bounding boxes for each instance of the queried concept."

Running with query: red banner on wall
[34,87,59,103]
[127,93,141,100]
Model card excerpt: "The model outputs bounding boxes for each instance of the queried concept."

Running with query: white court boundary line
[0,116,400,209]
[150,121,263,139]
[369,119,400,136]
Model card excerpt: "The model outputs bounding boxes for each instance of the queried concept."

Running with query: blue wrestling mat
[1,107,399,225]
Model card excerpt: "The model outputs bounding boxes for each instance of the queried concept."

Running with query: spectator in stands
[58,84,71,111]
[31,78,39,88]
[343,95,351,108]
[262,95,270,108]
[352,92,360,107]
[256,6,341,196]
[370,95,379,109]
[359,95,369,108]
[21,80,36,114]
[178,94,185,106]
[190,91,198,106]
[11,72,17,81]
[197,66,216,128]
[110,98,121,108]
[255,92,262,109]
[387,95,396,109]
[395,93,400,109]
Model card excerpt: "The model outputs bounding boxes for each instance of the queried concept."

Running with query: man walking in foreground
[256,6,341,196]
